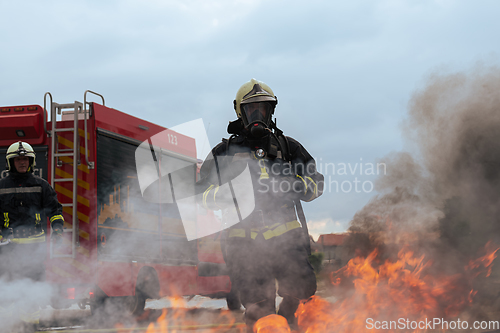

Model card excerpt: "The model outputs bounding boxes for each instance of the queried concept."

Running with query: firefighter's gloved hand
[273,175,305,198]
[52,225,63,245]
[0,230,6,244]
[1,228,13,241]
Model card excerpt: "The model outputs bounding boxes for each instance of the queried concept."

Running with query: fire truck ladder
[44,91,97,259]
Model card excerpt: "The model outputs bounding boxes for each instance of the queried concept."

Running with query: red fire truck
[0,91,237,314]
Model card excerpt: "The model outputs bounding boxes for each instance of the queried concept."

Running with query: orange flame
[296,296,336,333]
[116,243,499,333]
[294,243,499,332]
[466,241,500,278]
[253,314,291,333]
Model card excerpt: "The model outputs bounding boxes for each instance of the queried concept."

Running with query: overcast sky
[1,0,499,239]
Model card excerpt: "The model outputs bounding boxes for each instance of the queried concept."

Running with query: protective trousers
[225,228,316,331]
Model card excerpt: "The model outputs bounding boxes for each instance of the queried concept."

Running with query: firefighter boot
[277,296,300,330]
[244,299,275,333]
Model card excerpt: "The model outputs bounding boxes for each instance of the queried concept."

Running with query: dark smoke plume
[347,65,500,262]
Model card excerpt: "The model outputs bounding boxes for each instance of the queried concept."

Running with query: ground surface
[37,296,246,332]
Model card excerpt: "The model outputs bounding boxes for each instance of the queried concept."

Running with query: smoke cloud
[0,278,54,331]
[347,65,500,261]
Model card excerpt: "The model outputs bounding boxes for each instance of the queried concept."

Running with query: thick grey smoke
[347,65,500,260]
[0,278,54,331]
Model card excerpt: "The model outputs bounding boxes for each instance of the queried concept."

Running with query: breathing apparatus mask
[241,102,274,139]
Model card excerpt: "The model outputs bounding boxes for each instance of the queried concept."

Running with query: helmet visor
[242,102,273,125]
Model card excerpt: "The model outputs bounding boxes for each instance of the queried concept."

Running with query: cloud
[307,218,349,241]
[2,0,500,234]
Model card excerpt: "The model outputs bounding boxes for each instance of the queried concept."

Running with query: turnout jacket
[0,172,64,238]
[198,134,323,239]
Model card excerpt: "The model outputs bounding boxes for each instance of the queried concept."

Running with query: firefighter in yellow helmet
[198,79,324,331]
[0,141,64,330]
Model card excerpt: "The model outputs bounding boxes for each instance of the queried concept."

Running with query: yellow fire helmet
[233,79,278,126]
[6,141,36,172]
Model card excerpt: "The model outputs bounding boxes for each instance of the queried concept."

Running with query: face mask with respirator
[242,102,274,139]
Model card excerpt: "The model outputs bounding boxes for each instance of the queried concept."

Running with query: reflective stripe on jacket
[228,220,301,240]
[0,173,64,233]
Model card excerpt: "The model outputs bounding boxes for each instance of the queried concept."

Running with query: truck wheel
[124,293,146,316]
[91,296,143,317]
[133,267,160,315]
[90,296,106,316]
[226,288,242,311]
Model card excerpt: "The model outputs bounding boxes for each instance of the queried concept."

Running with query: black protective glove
[0,228,13,245]
[270,175,306,200]
[284,175,305,193]
[52,225,63,245]
[1,228,13,240]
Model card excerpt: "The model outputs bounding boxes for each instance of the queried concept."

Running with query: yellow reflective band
[228,221,301,240]
[20,308,41,324]
[286,220,301,229]
[12,231,46,244]
[228,228,245,238]
[263,221,301,239]
[3,212,9,228]
[258,160,269,180]
[227,228,258,239]
[305,176,318,200]
[50,214,64,223]
[202,185,215,209]
[284,220,301,234]
[214,186,223,209]
[262,229,274,240]
[296,175,307,194]
[270,224,287,238]
[35,213,41,225]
